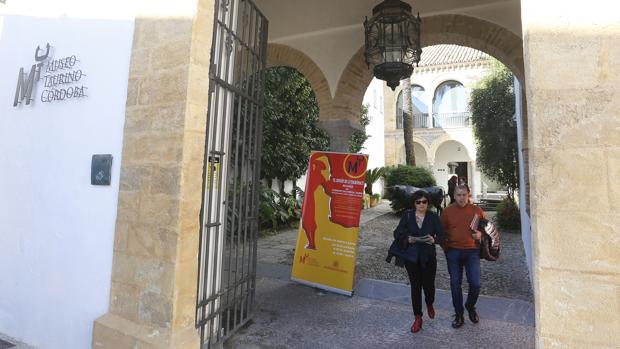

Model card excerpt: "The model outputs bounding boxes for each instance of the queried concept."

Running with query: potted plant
[365,166,385,198]
[370,193,381,207]
[362,193,371,209]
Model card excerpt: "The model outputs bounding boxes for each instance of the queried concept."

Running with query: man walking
[440,185,485,328]
[447,175,457,204]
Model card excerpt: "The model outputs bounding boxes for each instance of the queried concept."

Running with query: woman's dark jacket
[386,210,445,267]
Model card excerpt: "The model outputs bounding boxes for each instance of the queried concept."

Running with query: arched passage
[434,139,473,191]
[398,140,430,166]
[332,14,524,125]
[267,43,363,151]
[267,43,333,122]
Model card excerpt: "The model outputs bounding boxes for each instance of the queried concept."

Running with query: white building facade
[384,44,502,198]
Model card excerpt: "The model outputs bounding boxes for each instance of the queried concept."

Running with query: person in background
[447,175,457,204]
[458,176,467,186]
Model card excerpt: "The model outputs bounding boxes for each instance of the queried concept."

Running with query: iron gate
[196,0,268,347]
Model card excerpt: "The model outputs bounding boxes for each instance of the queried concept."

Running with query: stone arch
[266,43,333,121]
[413,137,432,161]
[331,47,374,123]
[430,78,465,99]
[332,14,524,125]
[431,80,468,126]
[397,140,430,166]
[430,136,475,163]
[421,15,524,82]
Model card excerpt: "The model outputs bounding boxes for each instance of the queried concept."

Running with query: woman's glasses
[415,200,428,205]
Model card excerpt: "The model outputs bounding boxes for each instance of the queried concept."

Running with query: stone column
[521,0,620,347]
[470,160,480,201]
[92,0,214,348]
[317,119,364,153]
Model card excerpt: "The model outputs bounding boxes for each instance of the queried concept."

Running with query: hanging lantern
[364,0,422,90]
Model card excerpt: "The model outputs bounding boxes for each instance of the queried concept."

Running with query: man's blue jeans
[445,248,481,315]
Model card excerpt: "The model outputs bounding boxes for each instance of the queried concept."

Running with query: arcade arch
[267,44,333,122]
[266,15,524,153]
[434,139,474,191]
[332,14,523,129]
[398,140,430,166]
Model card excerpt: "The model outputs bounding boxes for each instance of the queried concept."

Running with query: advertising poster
[291,151,368,295]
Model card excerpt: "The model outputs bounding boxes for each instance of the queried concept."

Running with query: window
[432,81,468,128]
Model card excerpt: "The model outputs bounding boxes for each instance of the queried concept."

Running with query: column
[92,0,215,347]
[317,119,364,153]
[521,0,620,347]
[470,161,480,201]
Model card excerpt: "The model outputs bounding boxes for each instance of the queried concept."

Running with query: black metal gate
[196,0,267,347]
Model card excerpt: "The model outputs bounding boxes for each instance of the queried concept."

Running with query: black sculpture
[388,185,445,215]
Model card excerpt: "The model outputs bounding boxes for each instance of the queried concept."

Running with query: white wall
[362,78,385,195]
[0,9,133,349]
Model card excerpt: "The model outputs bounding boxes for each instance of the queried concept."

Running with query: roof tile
[417,44,491,67]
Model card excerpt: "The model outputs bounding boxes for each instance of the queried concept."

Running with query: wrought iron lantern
[364,0,422,90]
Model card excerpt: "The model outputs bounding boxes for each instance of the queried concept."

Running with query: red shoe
[411,315,423,333]
[427,304,435,319]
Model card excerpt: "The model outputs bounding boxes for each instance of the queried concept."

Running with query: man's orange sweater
[440,203,486,249]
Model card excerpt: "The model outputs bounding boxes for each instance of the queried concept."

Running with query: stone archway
[396,139,430,166]
[332,14,524,126]
[429,134,476,161]
[334,13,527,198]
[266,43,362,151]
[267,43,333,121]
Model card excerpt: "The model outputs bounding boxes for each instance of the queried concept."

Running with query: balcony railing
[432,112,471,128]
[396,113,429,129]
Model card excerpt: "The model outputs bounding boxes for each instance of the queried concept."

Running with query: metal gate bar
[196,0,267,347]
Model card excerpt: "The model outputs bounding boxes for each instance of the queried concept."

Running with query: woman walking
[393,190,444,333]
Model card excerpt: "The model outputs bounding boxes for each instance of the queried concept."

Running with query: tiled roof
[417,44,491,67]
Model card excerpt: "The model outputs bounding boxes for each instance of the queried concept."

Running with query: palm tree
[364,167,385,195]
[402,77,416,166]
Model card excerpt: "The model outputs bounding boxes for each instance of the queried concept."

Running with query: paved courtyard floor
[227,201,535,348]
[258,201,533,301]
[225,268,535,349]
[0,333,34,349]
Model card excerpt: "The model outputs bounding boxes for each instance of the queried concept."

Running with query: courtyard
[224,201,535,348]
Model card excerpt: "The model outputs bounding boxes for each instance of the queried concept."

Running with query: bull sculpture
[388,185,445,215]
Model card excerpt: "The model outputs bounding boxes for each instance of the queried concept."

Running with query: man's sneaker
[451,314,464,328]
[465,304,480,324]
[427,304,435,319]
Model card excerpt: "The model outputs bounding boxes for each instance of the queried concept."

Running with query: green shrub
[384,165,436,188]
[259,186,300,232]
[496,198,521,231]
[383,166,437,215]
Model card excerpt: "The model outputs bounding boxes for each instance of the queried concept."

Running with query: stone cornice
[414,59,492,76]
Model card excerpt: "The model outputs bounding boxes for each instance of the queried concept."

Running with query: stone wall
[92,0,214,347]
[522,0,620,347]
